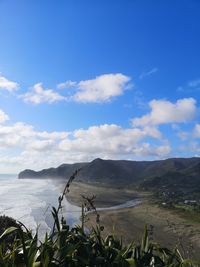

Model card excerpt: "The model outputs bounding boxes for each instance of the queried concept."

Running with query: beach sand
[67,181,200,260]
[67,181,143,207]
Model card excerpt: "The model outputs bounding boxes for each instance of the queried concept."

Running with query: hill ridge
[18,157,200,188]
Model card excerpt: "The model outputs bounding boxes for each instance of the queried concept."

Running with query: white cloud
[0,112,170,172]
[132,142,171,157]
[155,144,171,156]
[59,124,163,156]
[139,68,158,80]
[37,131,68,139]
[0,139,171,173]
[57,80,77,89]
[0,110,9,123]
[0,122,69,149]
[64,73,131,103]
[20,83,66,104]
[142,126,162,139]
[26,139,54,151]
[132,98,197,127]
[21,73,130,105]
[0,74,19,92]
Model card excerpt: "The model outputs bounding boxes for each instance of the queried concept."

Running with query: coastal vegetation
[1,213,198,267]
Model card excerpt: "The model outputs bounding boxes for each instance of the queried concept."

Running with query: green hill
[18,157,200,196]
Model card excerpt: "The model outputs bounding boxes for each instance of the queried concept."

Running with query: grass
[173,208,200,224]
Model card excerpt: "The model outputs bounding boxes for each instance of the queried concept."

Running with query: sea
[0,175,81,236]
[0,175,141,237]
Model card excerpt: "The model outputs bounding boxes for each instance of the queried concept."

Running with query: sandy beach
[67,181,143,207]
[67,181,200,260]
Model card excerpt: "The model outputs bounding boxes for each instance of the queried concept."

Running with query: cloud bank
[0,111,170,173]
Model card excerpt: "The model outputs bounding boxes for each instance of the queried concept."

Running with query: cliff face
[18,157,200,187]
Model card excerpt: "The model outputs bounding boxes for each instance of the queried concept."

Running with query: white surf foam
[0,177,80,236]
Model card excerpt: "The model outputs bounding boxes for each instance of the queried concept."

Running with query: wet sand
[67,181,143,207]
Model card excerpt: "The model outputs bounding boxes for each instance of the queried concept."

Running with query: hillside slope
[18,157,200,188]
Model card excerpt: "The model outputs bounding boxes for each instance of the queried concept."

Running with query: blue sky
[0,0,200,173]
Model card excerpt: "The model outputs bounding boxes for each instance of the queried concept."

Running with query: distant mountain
[18,157,200,189]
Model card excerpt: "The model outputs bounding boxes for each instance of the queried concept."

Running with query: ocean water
[0,175,81,236]
[0,175,140,237]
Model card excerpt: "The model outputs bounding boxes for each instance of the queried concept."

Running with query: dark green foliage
[0,215,19,236]
[0,215,199,267]
[0,215,20,252]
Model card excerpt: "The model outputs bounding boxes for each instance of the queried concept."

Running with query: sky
[0,0,200,173]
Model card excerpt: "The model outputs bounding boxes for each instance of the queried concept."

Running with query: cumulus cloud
[20,73,130,105]
[57,80,77,89]
[26,139,54,151]
[131,142,171,157]
[73,73,131,103]
[59,124,163,156]
[0,74,19,92]
[132,98,197,127]
[58,73,131,103]
[0,122,68,149]
[20,83,66,104]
